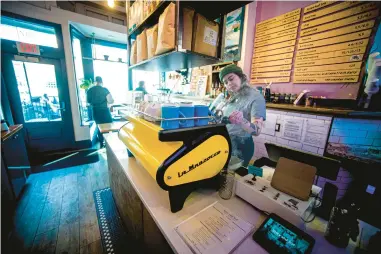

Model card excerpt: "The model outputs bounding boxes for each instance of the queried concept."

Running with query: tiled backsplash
[252,109,346,199]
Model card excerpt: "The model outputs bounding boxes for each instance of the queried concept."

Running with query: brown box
[137,29,148,63]
[146,24,158,59]
[155,3,175,55]
[271,157,317,201]
[192,13,219,57]
[130,40,137,65]
[182,8,195,50]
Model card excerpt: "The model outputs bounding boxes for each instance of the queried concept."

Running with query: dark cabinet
[1,125,30,199]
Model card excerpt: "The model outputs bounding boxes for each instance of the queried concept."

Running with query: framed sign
[223,7,245,62]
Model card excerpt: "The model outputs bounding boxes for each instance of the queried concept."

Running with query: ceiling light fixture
[107,0,115,8]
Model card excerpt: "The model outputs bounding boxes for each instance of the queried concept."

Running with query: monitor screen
[325,118,381,164]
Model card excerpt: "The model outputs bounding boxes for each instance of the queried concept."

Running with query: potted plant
[80,78,93,91]
[79,79,93,121]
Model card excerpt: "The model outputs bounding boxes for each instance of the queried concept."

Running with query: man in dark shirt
[87,76,114,124]
[87,76,114,146]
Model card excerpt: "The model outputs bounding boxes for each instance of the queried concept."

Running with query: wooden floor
[7,149,110,254]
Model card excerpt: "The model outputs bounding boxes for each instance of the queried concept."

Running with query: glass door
[2,53,74,152]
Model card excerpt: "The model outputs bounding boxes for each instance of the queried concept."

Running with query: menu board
[251,9,301,84]
[294,1,379,84]
[251,1,379,86]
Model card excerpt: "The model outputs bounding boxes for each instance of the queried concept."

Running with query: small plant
[80,79,93,90]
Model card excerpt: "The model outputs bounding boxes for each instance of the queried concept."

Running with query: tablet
[253,213,315,254]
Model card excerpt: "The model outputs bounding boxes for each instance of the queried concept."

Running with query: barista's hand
[228,110,245,125]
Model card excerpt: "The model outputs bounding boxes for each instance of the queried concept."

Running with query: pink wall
[246,1,362,99]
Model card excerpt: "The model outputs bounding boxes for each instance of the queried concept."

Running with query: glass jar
[218,168,235,200]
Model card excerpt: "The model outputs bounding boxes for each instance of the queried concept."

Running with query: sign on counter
[175,202,254,254]
[302,119,330,148]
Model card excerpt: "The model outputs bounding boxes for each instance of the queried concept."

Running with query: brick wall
[252,109,350,199]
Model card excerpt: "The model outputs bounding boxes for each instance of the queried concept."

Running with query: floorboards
[7,149,109,254]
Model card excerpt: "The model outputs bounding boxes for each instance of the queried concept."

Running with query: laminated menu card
[175,202,255,254]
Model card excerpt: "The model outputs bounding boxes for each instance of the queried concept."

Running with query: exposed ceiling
[72,22,127,44]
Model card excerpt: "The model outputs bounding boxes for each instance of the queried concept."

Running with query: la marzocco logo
[178,150,221,178]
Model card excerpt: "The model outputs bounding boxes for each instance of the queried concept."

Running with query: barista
[210,64,266,167]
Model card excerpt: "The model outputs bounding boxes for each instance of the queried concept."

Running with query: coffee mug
[194,105,210,126]
[179,104,195,128]
[161,105,180,130]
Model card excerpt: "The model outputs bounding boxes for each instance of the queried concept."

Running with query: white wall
[2,1,126,141]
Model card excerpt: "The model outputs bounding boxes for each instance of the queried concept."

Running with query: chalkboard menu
[251,9,301,84]
[251,1,380,85]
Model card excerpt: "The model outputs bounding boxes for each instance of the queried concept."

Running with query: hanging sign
[16,42,40,55]
[252,64,293,73]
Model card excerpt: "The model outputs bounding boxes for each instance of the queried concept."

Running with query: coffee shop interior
[1,0,381,253]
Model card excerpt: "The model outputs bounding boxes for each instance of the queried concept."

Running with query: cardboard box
[146,24,158,59]
[192,13,219,57]
[182,8,195,50]
[130,40,137,65]
[155,3,176,55]
[137,29,148,63]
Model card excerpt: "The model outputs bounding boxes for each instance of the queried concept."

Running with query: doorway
[1,14,74,153]
[2,54,74,152]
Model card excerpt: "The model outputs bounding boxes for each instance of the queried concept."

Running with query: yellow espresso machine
[118,113,231,212]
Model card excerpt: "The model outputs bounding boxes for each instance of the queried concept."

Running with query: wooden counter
[104,133,366,254]
[1,124,23,142]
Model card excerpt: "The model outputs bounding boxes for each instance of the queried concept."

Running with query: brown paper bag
[146,24,158,59]
[182,8,195,51]
[137,29,148,63]
[192,13,219,57]
[155,2,175,55]
[130,40,137,65]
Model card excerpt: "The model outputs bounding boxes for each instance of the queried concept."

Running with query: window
[72,37,89,123]
[0,16,58,48]
[132,70,160,94]
[92,44,128,104]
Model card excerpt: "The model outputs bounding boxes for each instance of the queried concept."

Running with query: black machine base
[168,175,220,213]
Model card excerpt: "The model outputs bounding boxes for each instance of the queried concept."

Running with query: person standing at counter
[135,80,148,95]
[87,76,114,145]
[210,64,266,167]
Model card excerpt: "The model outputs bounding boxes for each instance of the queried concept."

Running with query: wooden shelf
[128,0,171,38]
[129,50,221,72]
[266,103,381,118]
[185,1,251,20]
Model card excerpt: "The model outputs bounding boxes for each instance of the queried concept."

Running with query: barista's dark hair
[235,72,248,85]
